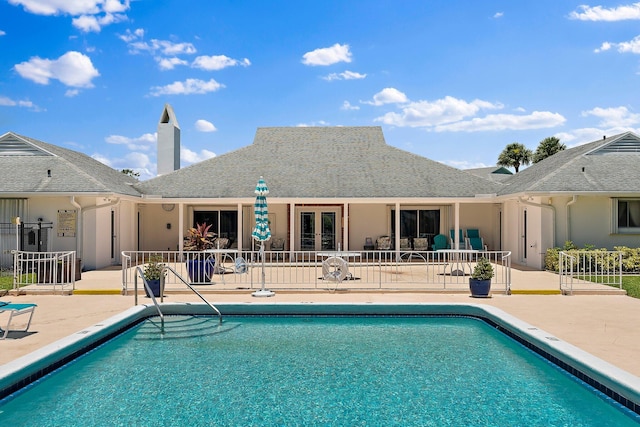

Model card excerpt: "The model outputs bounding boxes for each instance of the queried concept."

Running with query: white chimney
[157,104,180,175]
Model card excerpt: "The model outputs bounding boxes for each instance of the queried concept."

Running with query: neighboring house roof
[465,166,513,182]
[135,126,500,199]
[497,132,640,195]
[0,132,140,196]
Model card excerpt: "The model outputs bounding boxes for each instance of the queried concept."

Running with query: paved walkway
[2,267,639,380]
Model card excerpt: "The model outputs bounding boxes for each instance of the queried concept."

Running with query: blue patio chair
[431,234,449,251]
[449,229,464,247]
[0,301,37,339]
[465,236,487,251]
[466,229,480,239]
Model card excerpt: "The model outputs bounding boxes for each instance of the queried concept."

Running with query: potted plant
[469,257,494,298]
[183,222,216,283]
[143,254,165,297]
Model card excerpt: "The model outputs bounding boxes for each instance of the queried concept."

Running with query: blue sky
[2,1,640,180]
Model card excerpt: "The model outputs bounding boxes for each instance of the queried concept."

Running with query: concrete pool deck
[1,267,639,380]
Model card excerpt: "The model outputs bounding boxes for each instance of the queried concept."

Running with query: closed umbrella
[251,176,274,297]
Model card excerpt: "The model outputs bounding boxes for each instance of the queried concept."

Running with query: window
[617,200,640,230]
[193,210,238,244]
[391,209,440,247]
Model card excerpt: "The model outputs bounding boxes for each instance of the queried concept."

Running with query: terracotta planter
[469,278,491,298]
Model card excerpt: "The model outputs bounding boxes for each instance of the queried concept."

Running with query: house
[2,105,639,272]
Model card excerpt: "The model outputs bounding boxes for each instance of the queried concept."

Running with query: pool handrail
[162,265,223,325]
[134,266,164,322]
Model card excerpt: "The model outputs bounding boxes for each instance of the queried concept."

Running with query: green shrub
[545,242,640,273]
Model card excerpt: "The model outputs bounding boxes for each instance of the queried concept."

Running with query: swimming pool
[1,304,640,425]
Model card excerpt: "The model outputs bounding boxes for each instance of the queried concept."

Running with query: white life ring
[322,256,348,282]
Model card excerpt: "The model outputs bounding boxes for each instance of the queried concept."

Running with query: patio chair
[270,237,285,260]
[234,257,249,274]
[399,238,412,251]
[431,234,450,251]
[376,235,391,250]
[449,229,464,248]
[413,238,429,252]
[0,301,37,339]
[465,236,487,251]
[214,237,230,249]
[466,228,481,239]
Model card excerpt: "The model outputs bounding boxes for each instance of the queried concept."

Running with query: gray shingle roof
[0,132,140,196]
[497,132,640,195]
[136,127,499,198]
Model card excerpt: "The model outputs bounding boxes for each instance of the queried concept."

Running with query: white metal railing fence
[13,250,77,291]
[122,250,511,294]
[559,250,622,295]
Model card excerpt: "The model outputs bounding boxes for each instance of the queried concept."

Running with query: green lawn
[580,274,640,299]
[621,276,640,299]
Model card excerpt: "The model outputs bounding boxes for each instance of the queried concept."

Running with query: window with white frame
[614,199,640,232]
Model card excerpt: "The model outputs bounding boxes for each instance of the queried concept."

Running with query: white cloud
[323,70,366,81]
[181,146,216,165]
[93,150,156,180]
[296,120,330,127]
[594,42,612,53]
[582,106,640,127]
[493,12,504,19]
[375,95,501,127]
[121,30,196,56]
[0,95,42,111]
[9,0,130,32]
[433,111,566,132]
[64,89,80,97]
[149,78,224,96]
[341,101,359,111]
[0,30,5,36]
[446,160,491,170]
[192,55,250,70]
[302,43,352,66]
[569,3,640,21]
[119,28,143,43]
[156,57,188,70]
[607,35,640,54]
[555,127,640,147]
[105,132,156,150]
[363,87,409,106]
[72,12,127,33]
[195,119,217,132]
[14,51,100,88]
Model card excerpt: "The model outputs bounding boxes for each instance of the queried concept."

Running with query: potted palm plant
[143,254,165,297]
[469,257,494,298]
[183,222,216,283]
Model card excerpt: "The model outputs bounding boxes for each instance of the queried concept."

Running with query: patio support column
[178,203,184,251]
[289,203,295,255]
[454,202,460,249]
[395,202,401,256]
[237,202,243,253]
[343,202,349,250]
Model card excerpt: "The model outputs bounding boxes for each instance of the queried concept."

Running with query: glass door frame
[294,206,342,251]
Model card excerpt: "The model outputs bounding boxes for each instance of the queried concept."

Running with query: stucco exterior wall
[551,196,640,249]
[348,204,389,250]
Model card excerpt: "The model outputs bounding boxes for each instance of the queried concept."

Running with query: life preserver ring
[322,257,348,282]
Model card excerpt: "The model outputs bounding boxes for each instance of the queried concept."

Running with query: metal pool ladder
[133,265,223,326]
[163,265,223,325]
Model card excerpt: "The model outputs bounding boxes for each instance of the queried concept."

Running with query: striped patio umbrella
[251,176,274,297]
[251,177,271,243]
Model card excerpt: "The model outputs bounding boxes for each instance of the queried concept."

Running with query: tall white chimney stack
[157,104,180,176]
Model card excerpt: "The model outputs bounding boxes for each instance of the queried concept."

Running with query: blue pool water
[1,315,638,426]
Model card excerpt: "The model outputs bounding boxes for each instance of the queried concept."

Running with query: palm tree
[533,136,566,163]
[497,142,532,173]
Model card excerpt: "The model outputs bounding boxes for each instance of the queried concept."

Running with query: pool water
[1,316,638,426]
